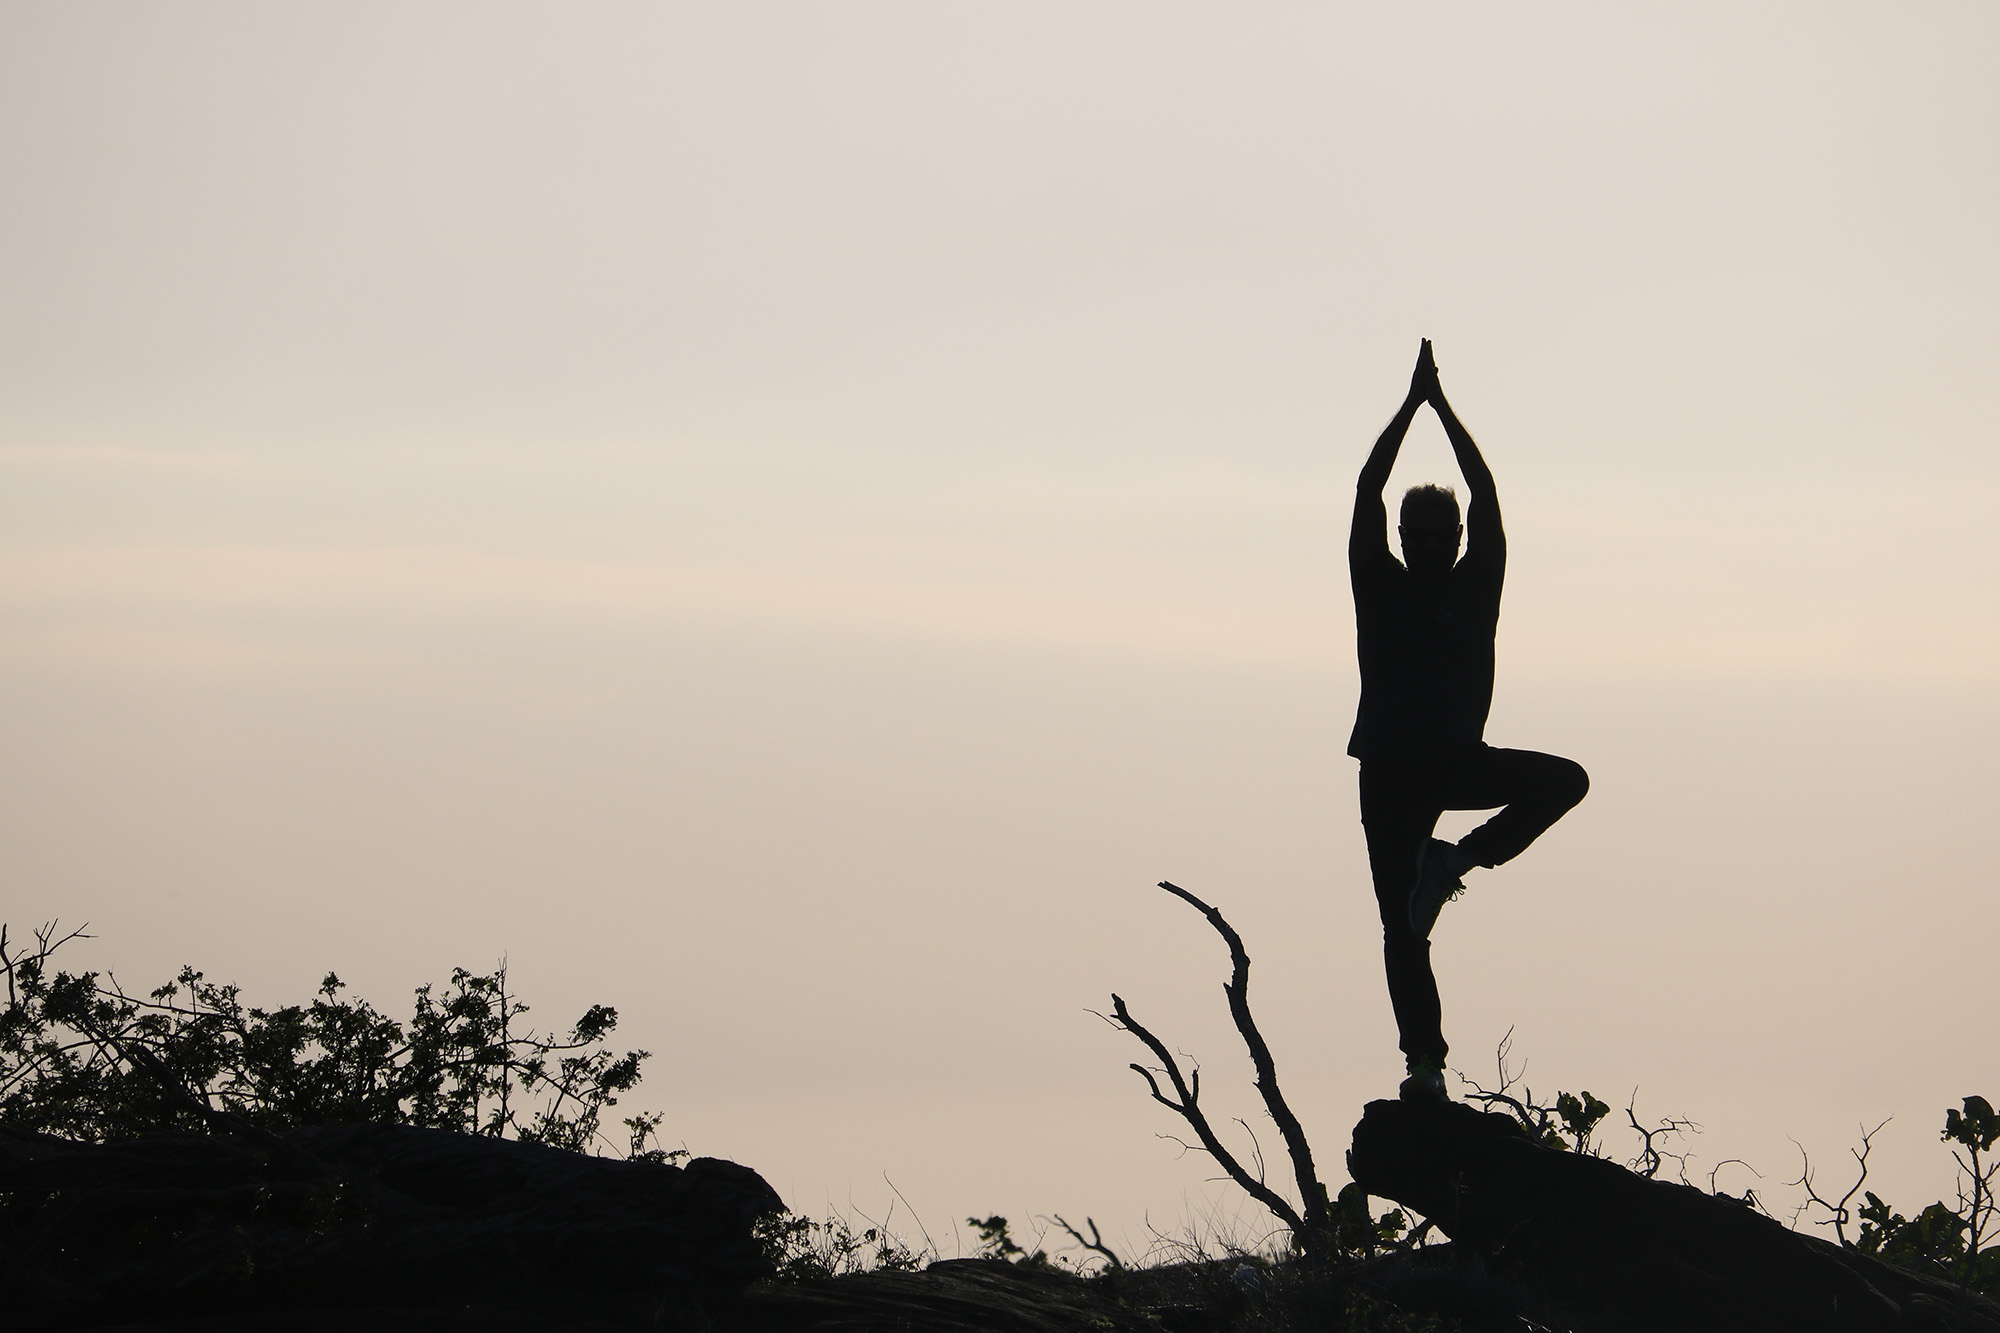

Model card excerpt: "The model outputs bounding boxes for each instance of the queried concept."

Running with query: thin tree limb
[1109,992,1304,1234]
[1156,881,1332,1236]
[1050,1213,1124,1271]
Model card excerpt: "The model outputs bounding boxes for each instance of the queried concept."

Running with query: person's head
[1399,485,1462,571]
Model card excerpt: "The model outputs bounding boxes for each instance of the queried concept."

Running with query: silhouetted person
[1350,341,1588,1101]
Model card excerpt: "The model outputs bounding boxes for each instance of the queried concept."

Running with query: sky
[3,2,1996,1261]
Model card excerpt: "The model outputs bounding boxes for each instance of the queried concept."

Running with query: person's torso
[1348,556,1502,761]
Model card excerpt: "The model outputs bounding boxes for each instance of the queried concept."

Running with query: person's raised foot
[1399,1059,1447,1103]
[1409,837,1467,941]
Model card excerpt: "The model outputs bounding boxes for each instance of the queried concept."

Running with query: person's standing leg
[1359,762,1448,1071]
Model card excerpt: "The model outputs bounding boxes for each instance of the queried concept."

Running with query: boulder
[1348,1097,2000,1332]
[1,1121,782,1328]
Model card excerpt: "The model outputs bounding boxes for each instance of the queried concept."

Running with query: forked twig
[1789,1118,1890,1247]
[1050,1213,1124,1271]
[1109,993,1303,1233]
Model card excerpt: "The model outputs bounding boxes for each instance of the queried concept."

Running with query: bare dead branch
[1704,1157,1768,1214]
[1788,1118,1890,1247]
[1154,881,1332,1236]
[882,1173,939,1262]
[1050,1213,1124,1271]
[1233,1116,1268,1188]
[1625,1091,1700,1181]
[1457,1029,1550,1138]
[2,920,94,1011]
[1108,992,1304,1234]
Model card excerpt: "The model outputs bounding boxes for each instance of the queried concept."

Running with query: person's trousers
[1358,743,1589,1069]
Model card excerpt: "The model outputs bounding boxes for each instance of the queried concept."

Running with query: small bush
[755,1209,931,1279]
[0,921,674,1159]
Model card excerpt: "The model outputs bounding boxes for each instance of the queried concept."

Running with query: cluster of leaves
[968,1213,1055,1268]
[0,922,676,1160]
[754,1209,931,1280]
[1458,1032,1614,1157]
[757,1210,1126,1284]
[1851,1097,2000,1297]
[1332,1181,1420,1255]
[1477,1086,1613,1155]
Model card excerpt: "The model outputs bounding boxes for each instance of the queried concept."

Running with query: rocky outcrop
[1348,1096,2000,1332]
[2,1121,782,1329]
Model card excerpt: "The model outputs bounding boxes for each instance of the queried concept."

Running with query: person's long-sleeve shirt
[1346,542,1503,763]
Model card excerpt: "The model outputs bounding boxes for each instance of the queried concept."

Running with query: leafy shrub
[967,1213,1054,1267]
[1852,1096,2000,1296]
[755,1209,931,1279]
[0,922,674,1159]
[1458,1031,1614,1157]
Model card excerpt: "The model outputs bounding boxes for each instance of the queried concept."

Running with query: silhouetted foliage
[1848,1097,2000,1298]
[8,910,1992,1330]
[0,921,674,1159]
[968,1213,1056,1268]
[1456,1027,1615,1156]
[754,1208,930,1281]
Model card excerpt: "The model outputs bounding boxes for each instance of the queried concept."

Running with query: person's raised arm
[1429,378,1504,564]
[1353,341,1437,567]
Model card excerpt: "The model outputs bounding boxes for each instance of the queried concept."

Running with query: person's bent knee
[1558,759,1590,809]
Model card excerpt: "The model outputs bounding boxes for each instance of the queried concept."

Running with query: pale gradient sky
[3,2,1996,1259]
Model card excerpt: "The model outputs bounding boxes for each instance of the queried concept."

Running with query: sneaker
[1409,837,1466,941]
[1399,1061,1447,1103]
